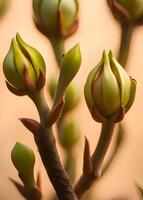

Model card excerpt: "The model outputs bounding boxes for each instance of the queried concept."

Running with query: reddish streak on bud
[57,9,64,36]
[23,65,37,92]
[36,70,46,90]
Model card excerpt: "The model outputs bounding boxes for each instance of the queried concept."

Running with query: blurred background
[1,0,143,199]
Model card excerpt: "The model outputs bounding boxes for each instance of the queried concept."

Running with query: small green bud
[54,44,81,105]
[108,0,143,25]
[3,33,46,93]
[61,44,81,85]
[0,0,7,17]
[59,120,81,149]
[84,50,136,123]
[64,83,80,113]
[11,142,35,188]
[48,76,80,113]
[48,76,58,99]
[33,0,78,37]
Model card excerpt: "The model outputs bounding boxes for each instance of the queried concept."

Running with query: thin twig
[75,121,115,199]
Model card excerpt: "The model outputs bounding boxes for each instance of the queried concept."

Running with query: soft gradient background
[1,0,143,199]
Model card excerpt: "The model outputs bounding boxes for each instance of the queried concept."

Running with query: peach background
[1,0,143,199]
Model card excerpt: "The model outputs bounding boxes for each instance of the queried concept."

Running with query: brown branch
[26,91,78,200]
[34,126,77,200]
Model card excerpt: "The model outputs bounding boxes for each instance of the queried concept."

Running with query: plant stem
[50,150,76,200]
[92,121,115,173]
[75,121,115,199]
[30,90,50,123]
[50,36,65,67]
[30,91,78,200]
[118,22,134,67]
[101,123,124,176]
[64,150,76,183]
[74,15,134,200]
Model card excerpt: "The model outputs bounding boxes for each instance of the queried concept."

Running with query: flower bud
[59,120,81,149]
[0,0,7,17]
[48,76,58,99]
[84,50,136,123]
[64,83,80,113]
[33,0,78,38]
[53,44,81,105]
[48,76,80,113]
[107,0,143,25]
[3,33,46,94]
[60,44,81,85]
[11,142,35,188]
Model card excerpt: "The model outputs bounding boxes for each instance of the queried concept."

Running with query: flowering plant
[1,0,143,200]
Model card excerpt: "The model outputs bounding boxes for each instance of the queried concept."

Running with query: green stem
[75,15,134,200]
[57,115,76,183]
[50,36,65,67]
[29,90,50,123]
[64,150,76,183]
[92,121,115,174]
[75,121,115,199]
[118,23,134,67]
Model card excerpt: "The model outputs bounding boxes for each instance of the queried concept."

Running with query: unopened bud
[59,44,81,86]
[11,142,35,189]
[64,83,80,113]
[54,44,81,105]
[3,33,46,94]
[107,0,143,25]
[33,0,78,38]
[48,76,58,99]
[84,50,136,123]
[59,120,81,149]
[0,0,7,17]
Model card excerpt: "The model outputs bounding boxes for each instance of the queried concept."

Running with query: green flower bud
[107,0,143,24]
[33,0,78,37]
[11,142,35,188]
[84,50,136,123]
[3,33,46,93]
[48,76,58,99]
[48,76,80,113]
[59,120,81,149]
[64,83,80,113]
[0,0,7,17]
[54,44,81,105]
[60,44,81,85]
